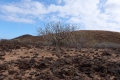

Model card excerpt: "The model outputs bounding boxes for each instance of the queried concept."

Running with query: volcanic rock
[0,52,6,56]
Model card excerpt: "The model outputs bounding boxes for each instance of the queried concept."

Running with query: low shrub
[93,42,120,49]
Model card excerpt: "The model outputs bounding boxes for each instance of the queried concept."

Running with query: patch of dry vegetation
[0,39,120,80]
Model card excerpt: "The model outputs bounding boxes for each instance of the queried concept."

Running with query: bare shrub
[71,31,94,50]
[37,22,76,49]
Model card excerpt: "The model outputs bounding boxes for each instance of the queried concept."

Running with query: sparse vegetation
[37,22,76,49]
[0,29,120,80]
[71,31,94,50]
[93,42,120,49]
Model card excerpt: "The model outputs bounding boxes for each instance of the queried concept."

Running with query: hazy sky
[0,0,120,39]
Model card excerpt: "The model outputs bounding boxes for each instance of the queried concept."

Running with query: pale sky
[0,0,120,39]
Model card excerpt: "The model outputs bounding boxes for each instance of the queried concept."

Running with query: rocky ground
[0,43,120,80]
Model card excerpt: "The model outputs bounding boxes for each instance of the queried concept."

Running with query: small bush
[37,22,76,49]
[93,42,120,49]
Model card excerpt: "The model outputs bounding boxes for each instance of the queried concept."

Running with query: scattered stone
[0,52,6,56]
[0,63,8,70]
[0,56,5,60]
[0,74,5,80]
[29,72,35,75]
[65,58,72,64]
[90,51,94,53]
[101,51,111,56]
[18,59,31,69]
[8,69,16,75]
[35,62,49,69]
[52,48,56,51]
[14,74,22,79]
[0,42,120,80]
[74,76,80,80]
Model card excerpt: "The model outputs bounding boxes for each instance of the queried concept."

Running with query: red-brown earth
[0,30,120,80]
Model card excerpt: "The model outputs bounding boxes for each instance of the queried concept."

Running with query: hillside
[75,30,120,44]
[13,30,120,44]
[13,34,44,42]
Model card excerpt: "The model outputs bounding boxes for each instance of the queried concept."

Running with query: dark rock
[27,76,32,79]
[14,74,22,79]
[101,51,111,56]
[64,54,71,58]
[60,48,65,52]
[29,58,36,65]
[52,68,64,79]
[0,56,5,60]
[90,51,94,53]
[62,68,73,76]
[74,70,81,76]
[114,77,120,80]
[29,72,35,75]
[52,47,56,51]
[73,76,80,80]
[65,58,72,64]
[8,69,16,75]
[35,62,49,69]
[34,53,39,56]
[0,63,8,70]
[0,74,5,80]
[100,73,106,77]
[80,62,93,67]
[79,74,91,80]
[18,59,31,69]
[55,53,62,58]
[0,52,6,56]
[94,66,106,73]
[25,56,30,58]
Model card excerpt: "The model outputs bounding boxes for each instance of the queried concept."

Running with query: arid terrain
[0,30,120,80]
